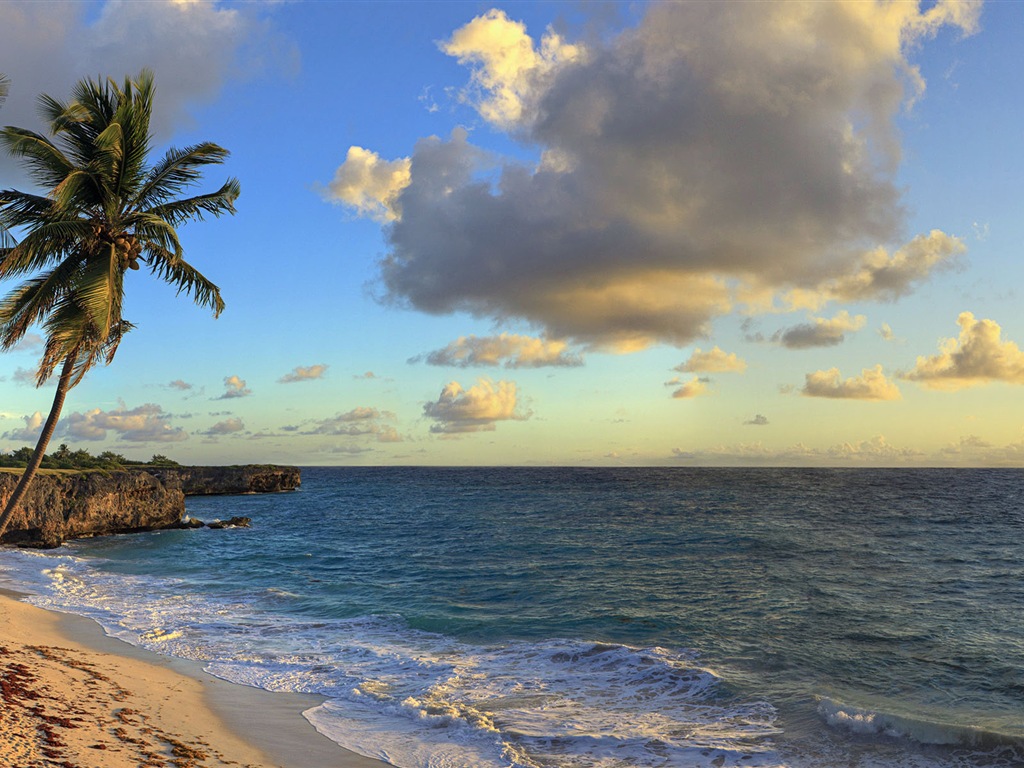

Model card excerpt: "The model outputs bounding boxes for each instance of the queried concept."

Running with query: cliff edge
[0,465,300,548]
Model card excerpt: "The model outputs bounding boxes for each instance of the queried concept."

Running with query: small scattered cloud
[168,379,193,391]
[63,403,188,443]
[11,333,43,352]
[354,371,378,380]
[415,333,583,368]
[675,347,746,374]
[201,417,245,436]
[12,367,36,386]
[802,365,901,401]
[745,414,769,426]
[902,312,1024,391]
[319,146,411,222]
[423,378,529,433]
[2,411,43,442]
[775,311,867,349]
[279,364,329,383]
[306,407,401,443]
[665,376,709,399]
[671,434,923,466]
[878,323,895,342]
[216,375,252,400]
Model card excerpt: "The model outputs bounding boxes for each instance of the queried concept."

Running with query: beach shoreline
[0,588,387,768]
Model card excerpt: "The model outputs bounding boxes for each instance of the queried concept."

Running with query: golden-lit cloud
[776,311,867,349]
[802,364,901,400]
[64,403,188,443]
[441,8,581,126]
[423,378,529,433]
[416,333,582,368]
[339,3,978,350]
[665,376,709,399]
[903,312,1024,390]
[216,375,252,400]
[279,364,329,383]
[675,347,746,374]
[321,147,411,222]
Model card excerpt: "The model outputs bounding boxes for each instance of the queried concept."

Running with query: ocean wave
[0,548,782,768]
[818,697,1024,756]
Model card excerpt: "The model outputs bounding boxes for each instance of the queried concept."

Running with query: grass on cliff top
[0,467,117,476]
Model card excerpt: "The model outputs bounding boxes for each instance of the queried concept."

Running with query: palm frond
[148,178,240,225]
[0,127,75,190]
[74,242,123,340]
[0,257,84,348]
[134,143,231,209]
[146,244,224,316]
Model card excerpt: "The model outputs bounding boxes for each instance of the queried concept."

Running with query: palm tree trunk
[0,352,78,541]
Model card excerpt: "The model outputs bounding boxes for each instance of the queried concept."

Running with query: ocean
[1,467,1022,767]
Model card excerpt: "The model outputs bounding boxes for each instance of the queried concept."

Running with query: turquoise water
[2,467,1023,767]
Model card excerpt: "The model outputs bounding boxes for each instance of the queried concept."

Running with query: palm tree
[0,74,12,253]
[0,70,238,539]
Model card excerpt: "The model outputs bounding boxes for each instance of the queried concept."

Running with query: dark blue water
[3,467,1023,767]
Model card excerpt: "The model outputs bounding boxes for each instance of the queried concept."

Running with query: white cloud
[423,378,529,433]
[336,3,977,351]
[12,367,36,386]
[675,346,746,374]
[279,364,329,383]
[63,403,188,442]
[416,333,583,368]
[802,364,901,400]
[902,312,1024,390]
[2,412,43,442]
[216,375,252,399]
[441,8,581,127]
[320,147,411,222]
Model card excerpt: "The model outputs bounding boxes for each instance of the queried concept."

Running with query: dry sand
[0,591,388,768]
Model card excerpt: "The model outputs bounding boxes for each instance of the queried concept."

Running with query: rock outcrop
[0,465,300,548]
[137,465,300,496]
[0,470,183,548]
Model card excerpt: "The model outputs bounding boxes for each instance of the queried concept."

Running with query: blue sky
[3,0,1024,466]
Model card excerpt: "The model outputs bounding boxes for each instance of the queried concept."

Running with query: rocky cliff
[0,470,183,548]
[0,465,300,548]
[138,465,301,495]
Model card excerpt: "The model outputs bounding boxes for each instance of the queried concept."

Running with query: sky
[1,0,1024,467]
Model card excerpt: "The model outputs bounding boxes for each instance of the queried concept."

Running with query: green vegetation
[0,444,180,470]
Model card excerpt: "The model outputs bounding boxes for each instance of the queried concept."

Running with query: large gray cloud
[0,1,294,180]
[335,3,978,351]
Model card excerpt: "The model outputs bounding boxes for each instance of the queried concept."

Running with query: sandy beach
[0,590,387,768]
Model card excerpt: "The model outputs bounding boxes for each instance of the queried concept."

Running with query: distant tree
[0,71,237,539]
[148,454,180,466]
